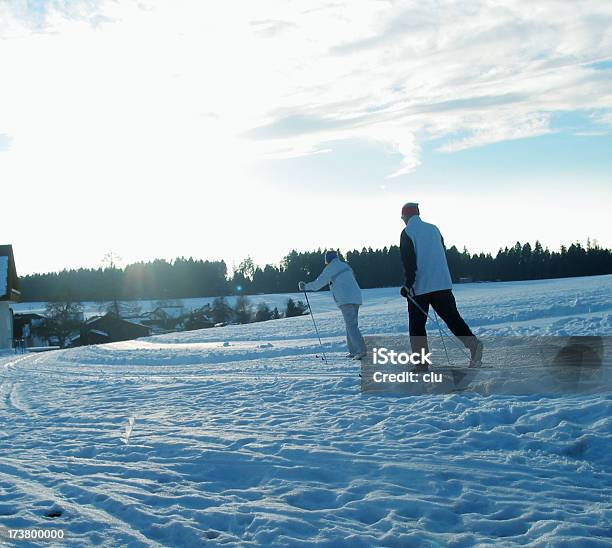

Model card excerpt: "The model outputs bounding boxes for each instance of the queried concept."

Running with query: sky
[0,0,611,276]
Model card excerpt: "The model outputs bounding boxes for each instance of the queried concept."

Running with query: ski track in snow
[0,275,611,546]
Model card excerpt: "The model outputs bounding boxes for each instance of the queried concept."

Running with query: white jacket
[304,258,363,306]
[405,216,453,296]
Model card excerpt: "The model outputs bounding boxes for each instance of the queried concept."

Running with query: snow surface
[1,275,611,546]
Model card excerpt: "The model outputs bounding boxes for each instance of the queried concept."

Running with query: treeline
[21,258,229,302]
[446,240,611,282]
[188,296,308,327]
[38,296,310,347]
[19,240,612,302]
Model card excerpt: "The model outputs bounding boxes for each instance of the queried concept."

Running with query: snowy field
[1,275,611,546]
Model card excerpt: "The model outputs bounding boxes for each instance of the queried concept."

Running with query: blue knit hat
[324,250,338,264]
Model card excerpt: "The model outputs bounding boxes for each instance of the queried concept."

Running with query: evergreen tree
[211,297,233,324]
[17,239,612,303]
[233,295,253,324]
[184,305,214,330]
[285,298,307,317]
[254,302,273,322]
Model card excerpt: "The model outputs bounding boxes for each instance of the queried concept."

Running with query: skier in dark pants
[399,202,483,367]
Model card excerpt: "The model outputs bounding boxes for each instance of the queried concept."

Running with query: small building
[13,312,47,348]
[0,245,20,350]
[142,305,186,329]
[69,314,151,347]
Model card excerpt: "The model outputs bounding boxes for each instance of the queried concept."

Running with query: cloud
[0,0,111,34]
[250,19,296,38]
[237,0,612,173]
[592,110,612,128]
[438,113,551,153]
[244,113,370,140]
[586,59,612,71]
[0,0,611,184]
[380,131,421,177]
[330,4,440,56]
[0,134,12,152]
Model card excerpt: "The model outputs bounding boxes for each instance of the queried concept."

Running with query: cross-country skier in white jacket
[298,251,367,360]
[399,202,483,367]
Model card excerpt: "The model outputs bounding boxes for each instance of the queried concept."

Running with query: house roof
[14,312,45,320]
[0,245,20,303]
[150,305,185,319]
[87,313,151,331]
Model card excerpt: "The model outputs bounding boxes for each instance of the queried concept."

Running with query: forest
[19,239,612,302]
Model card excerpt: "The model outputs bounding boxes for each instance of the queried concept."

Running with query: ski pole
[303,290,328,364]
[406,293,452,365]
[432,308,452,366]
[405,293,471,362]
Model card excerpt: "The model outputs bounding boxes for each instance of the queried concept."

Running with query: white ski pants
[339,304,366,356]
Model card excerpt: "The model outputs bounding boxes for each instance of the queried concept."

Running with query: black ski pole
[405,293,470,363]
[303,290,328,364]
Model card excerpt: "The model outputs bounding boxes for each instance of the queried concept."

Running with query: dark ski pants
[408,289,475,355]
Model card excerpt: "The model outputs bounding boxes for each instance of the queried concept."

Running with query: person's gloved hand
[298,281,306,291]
[400,285,415,299]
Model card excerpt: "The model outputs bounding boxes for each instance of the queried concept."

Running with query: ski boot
[469,338,484,367]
